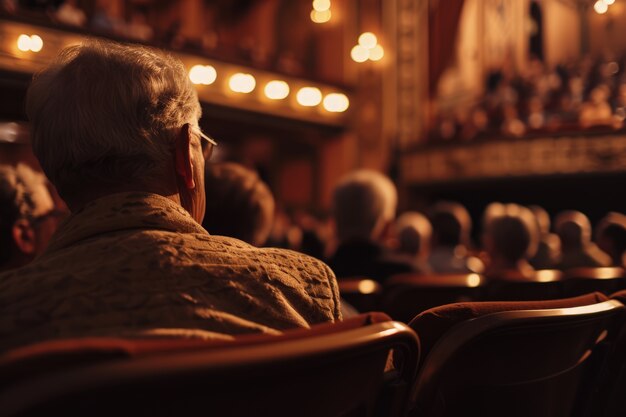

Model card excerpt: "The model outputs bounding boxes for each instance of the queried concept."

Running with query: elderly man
[0,41,341,352]
[328,170,415,283]
[0,164,66,271]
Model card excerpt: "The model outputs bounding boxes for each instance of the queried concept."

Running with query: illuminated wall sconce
[311,0,331,23]
[296,87,322,107]
[229,73,256,93]
[17,34,43,52]
[264,80,290,100]
[189,65,217,85]
[351,32,385,63]
[323,93,349,112]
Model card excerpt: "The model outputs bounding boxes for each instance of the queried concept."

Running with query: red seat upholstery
[0,312,419,417]
[408,293,623,417]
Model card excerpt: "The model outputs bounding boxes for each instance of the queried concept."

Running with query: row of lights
[17,34,43,52]
[14,33,349,113]
[189,65,349,112]
[350,32,384,63]
[311,0,331,24]
[594,0,616,14]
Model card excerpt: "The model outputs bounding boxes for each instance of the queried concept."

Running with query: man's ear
[174,124,196,189]
[12,219,36,255]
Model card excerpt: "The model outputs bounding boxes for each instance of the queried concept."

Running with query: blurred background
[0,0,624,235]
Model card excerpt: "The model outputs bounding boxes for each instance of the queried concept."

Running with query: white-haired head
[26,40,202,206]
[332,170,397,242]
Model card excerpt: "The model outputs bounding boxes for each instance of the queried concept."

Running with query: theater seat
[408,293,623,417]
[338,276,384,313]
[562,267,626,297]
[601,290,626,417]
[0,313,419,417]
[481,269,564,301]
[382,273,484,322]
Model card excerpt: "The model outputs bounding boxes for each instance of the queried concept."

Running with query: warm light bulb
[296,87,322,107]
[323,93,349,112]
[229,73,256,93]
[189,65,217,85]
[17,34,31,52]
[29,35,43,52]
[605,0,615,5]
[264,80,290,100]
[312,0,331,12]
[358,32,378,49]
[351,45,369,63]
[594,0,608,13]
[310,9,331,23]
[368,44,384,61]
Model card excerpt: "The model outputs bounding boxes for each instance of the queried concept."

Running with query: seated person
[202,162,274,247]
[328,170,415,283]
[428,201,483,274]
[482,204,539,281]
[554,210,611,270]
[0,163,67,271]
[394,211,433,274]
[595,212,626,267]
[528,204,560,270]
[0,41,341,352]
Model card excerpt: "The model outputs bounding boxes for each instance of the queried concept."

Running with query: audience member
[202,162,274,247]
[54,0,86,27]
[394,211,433,273]
[595,212,626,267]
[554,210,612,270]
[0,163,66,271]
[0,41,341,352]
[482,204,539,281]
[428,201,483,274]
[528,204,560,269]
[328,170,415,283]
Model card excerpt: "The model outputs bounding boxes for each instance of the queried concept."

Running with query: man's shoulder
[207,235,332,272]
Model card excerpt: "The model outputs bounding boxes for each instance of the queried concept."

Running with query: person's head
[26,40,211,223]
[483,204,539,265]
[596,212,626,266]
[529,204,551,236]
[429,201,471,248]
[554,210,592,251]
[202,162,274,246]
[0,164,66,269]
[395,211,432,258]
[332,170,397,243]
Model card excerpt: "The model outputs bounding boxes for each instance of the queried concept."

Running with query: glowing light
[604,0,615,5]
[296,87,322,107]
[264,80,290,100]
[29,35,43,52]
[369,44,384,61]
[189,65,217,85]
[351,45,369,63]
[17,34,31,51]
[310,9,331,23]
[467,274,481,287]
[312,0,331,11]
[323,93,349,112]
[594,0,608,13]
[357,279,378,294]
[228,73,256,93]
[358,32,378,49]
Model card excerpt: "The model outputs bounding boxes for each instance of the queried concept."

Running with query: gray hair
[333,170,397,242]
[26,40,201,202]
[396,211,432,256]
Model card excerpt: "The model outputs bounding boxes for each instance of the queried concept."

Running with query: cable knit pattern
[0,192,341,352]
